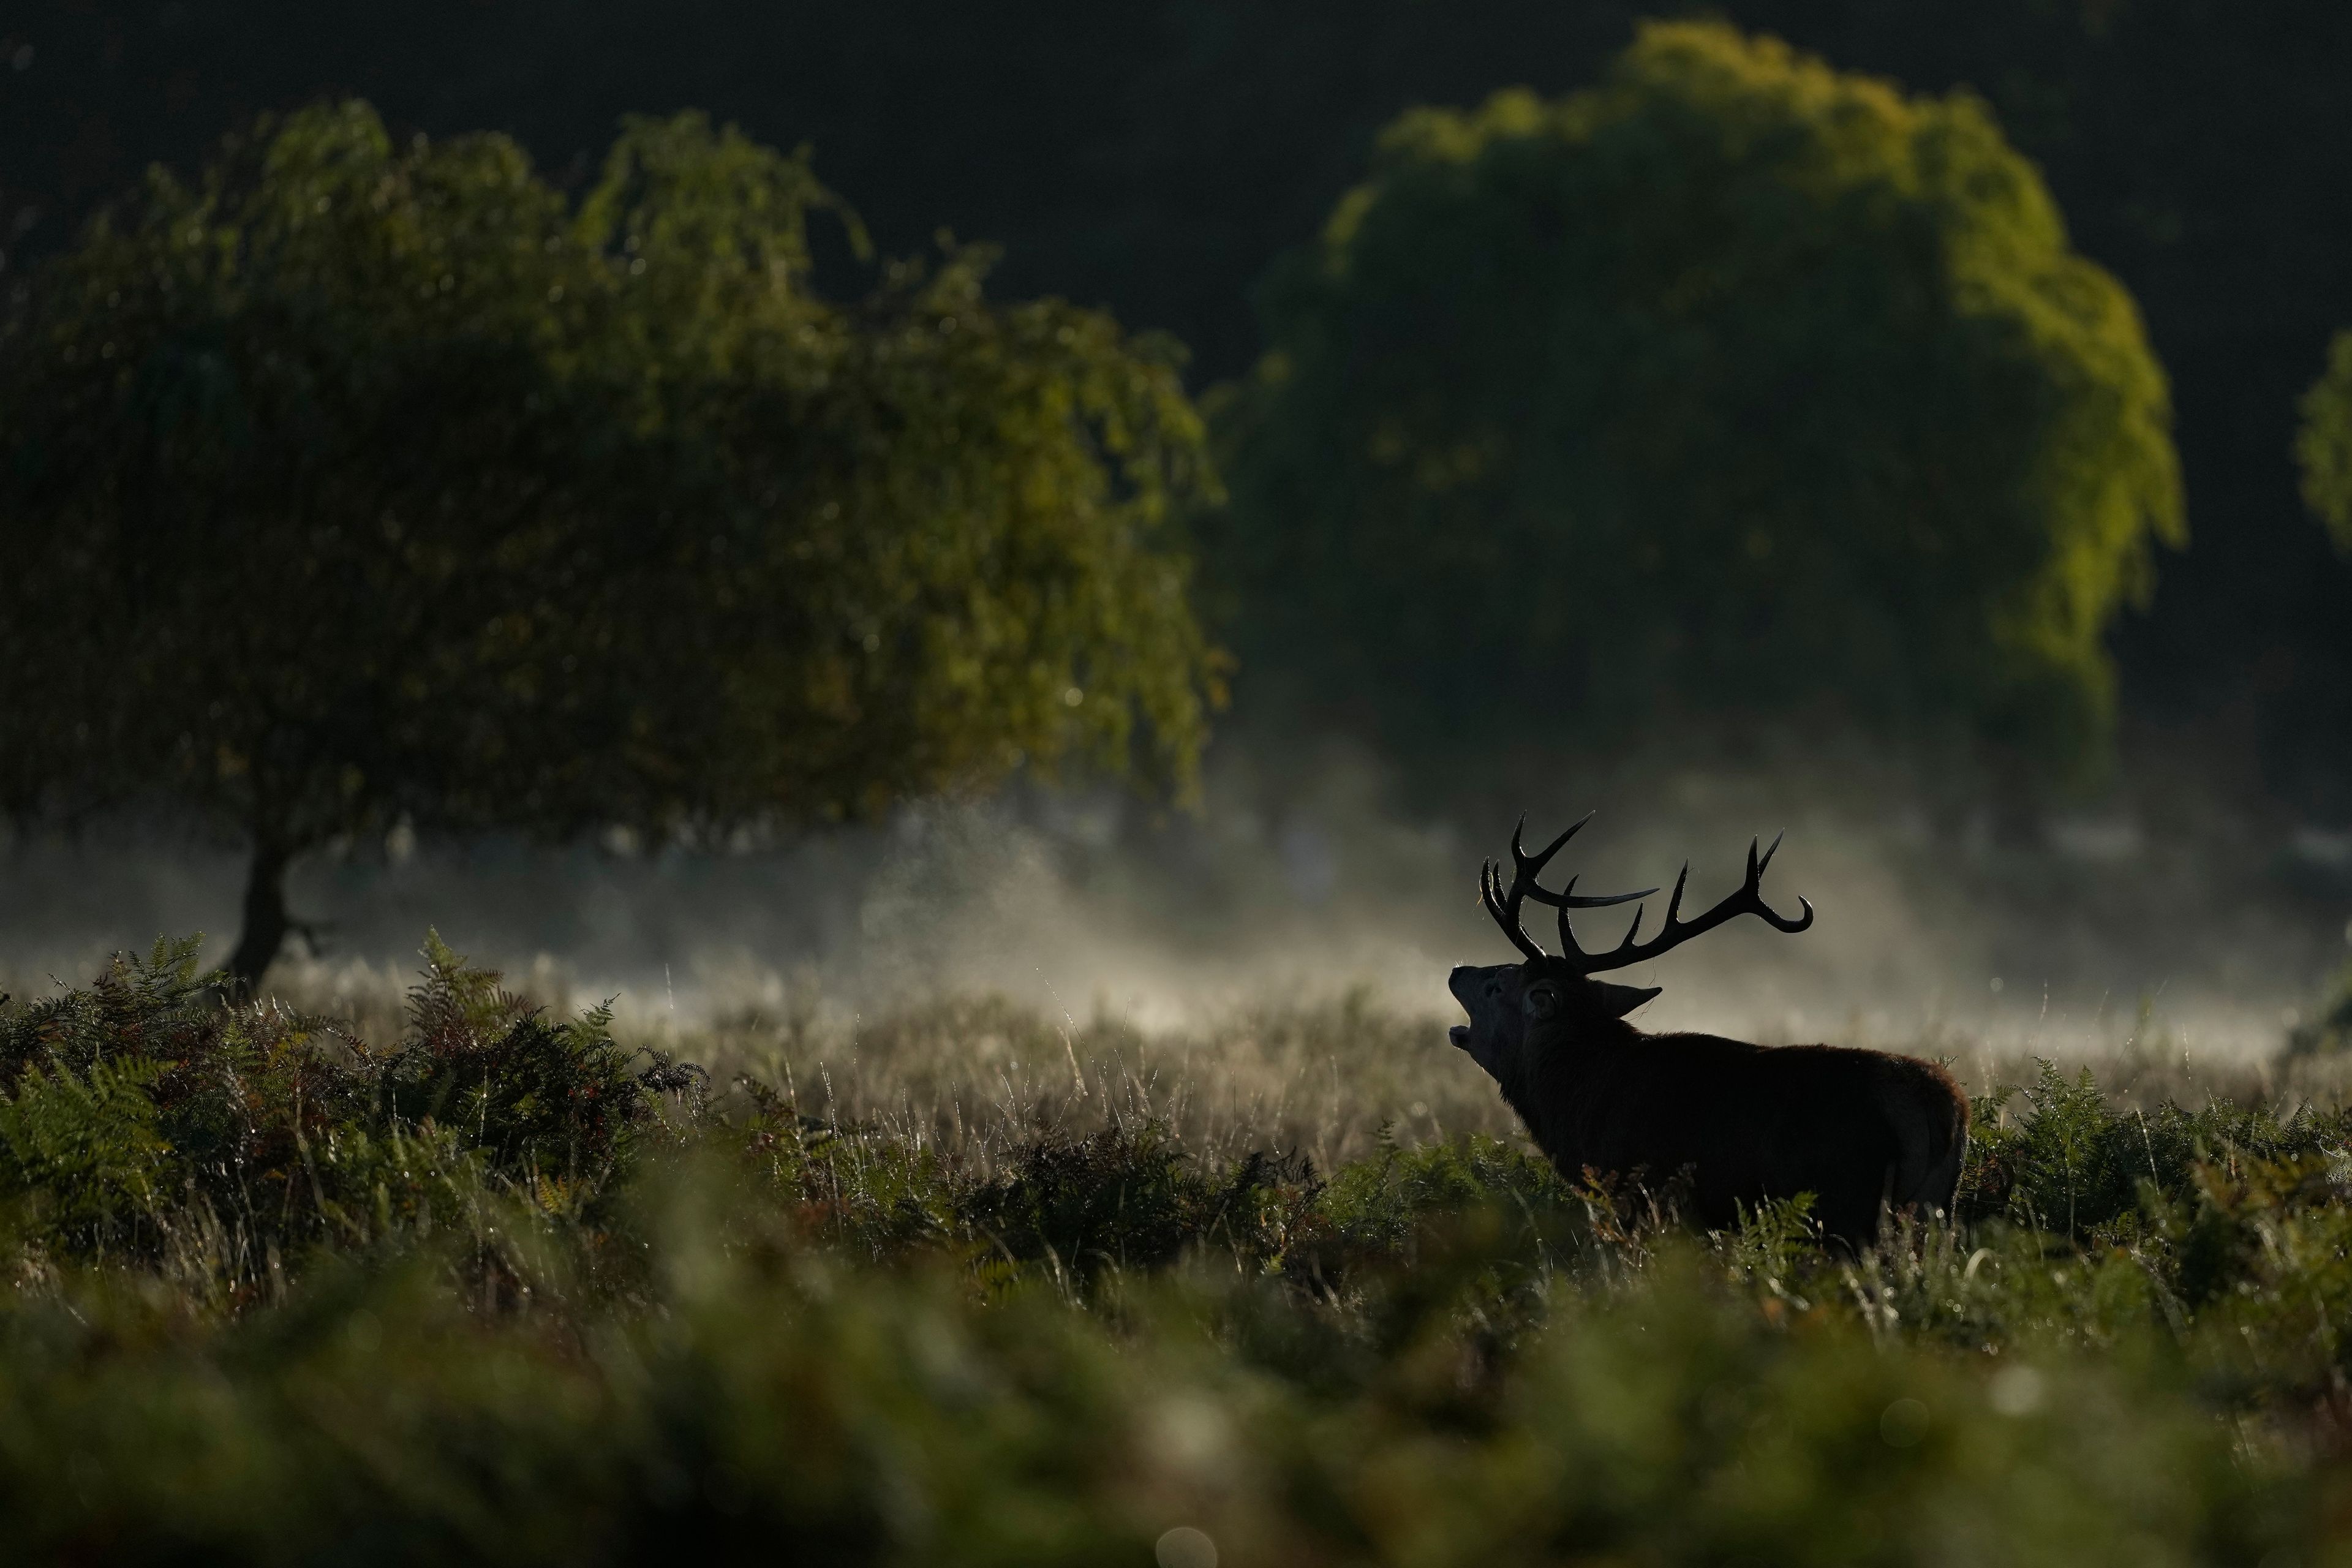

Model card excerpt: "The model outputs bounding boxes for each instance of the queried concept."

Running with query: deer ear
[1591,981,1661,1018]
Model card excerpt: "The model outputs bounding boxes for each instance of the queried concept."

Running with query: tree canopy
[0,102,1222,984]
[16,2,2352,807]
[1212,21,2181,780]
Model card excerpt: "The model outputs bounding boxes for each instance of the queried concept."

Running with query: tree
[1211,21,2181,780]
[0,103,1222,987]
[2298,330,2352,556]
[18,2,2352,803]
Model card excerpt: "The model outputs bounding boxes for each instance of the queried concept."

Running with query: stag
[1446,815,1967,1246]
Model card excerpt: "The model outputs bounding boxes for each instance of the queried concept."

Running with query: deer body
[1449,817,1968,1246]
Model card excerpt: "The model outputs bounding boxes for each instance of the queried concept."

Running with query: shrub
[0,934,696,1276]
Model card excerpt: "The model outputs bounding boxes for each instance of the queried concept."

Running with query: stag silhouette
[1447,814,1967,1246]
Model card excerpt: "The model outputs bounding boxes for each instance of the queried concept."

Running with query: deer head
[1446,813,1814,1092]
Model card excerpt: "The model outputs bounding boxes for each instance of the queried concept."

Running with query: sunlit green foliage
[1958,1061,2345,1243]
[2299,330,2352,554]
[1214,21,2181,777]
[0,102,1221,983]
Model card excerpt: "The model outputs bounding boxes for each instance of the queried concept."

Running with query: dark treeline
[7,0,2350,807]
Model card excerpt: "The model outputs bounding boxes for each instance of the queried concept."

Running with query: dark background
[7,0,2350,813]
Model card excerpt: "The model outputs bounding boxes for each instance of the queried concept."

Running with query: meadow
[4,935,2352,1563]
[6,9,2351,1563]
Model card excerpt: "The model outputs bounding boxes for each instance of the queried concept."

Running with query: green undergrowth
[7,940,2352,1563]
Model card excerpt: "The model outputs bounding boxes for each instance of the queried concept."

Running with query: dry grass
[694,989,1522,1176]
[258,958,2352,1184]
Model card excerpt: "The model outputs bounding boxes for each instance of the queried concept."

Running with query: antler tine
[1509,811,1653,911]
[1482,859,1517,932]
[1512,812,1587,881]
[1555,830,1814,974]
[1480,854,1549,963]
[1733,831,1812,932]
[1485,812,1634,963]
[1555,887,1660,971]
[1553,892,1582,965]
[1561,856,1679,967]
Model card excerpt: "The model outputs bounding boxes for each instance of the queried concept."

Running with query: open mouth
[1447,1025,1471,1049]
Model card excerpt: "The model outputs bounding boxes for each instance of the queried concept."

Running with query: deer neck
[1503,1012,1645,1169]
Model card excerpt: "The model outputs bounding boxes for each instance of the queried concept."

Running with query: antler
[1526,830,1814,974]
[1479,814,1653,963]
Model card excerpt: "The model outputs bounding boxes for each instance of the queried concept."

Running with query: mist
[4,734,2341,1066]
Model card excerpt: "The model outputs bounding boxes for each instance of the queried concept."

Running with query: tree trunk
[226,842,293,994]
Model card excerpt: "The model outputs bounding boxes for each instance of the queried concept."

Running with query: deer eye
[1525,986,1559,1020]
